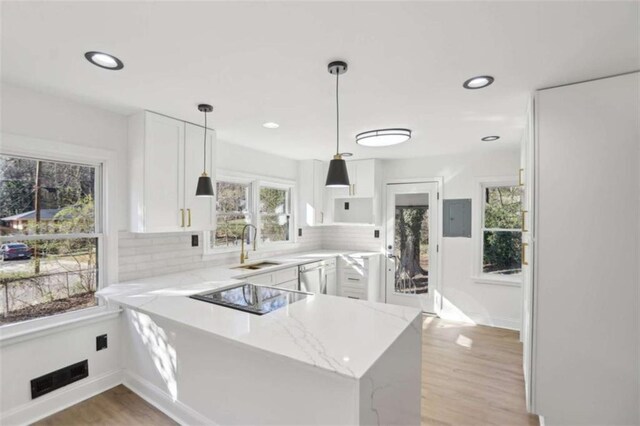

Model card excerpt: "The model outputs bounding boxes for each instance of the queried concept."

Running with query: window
[0,154,102,325]
[213,180,251,248]
[207,176,294,251]
[259,186,291,243]
[481,183,522,277]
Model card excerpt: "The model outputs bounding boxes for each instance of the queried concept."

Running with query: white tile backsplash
[117,226,324,281]
[321,225,383,252]
[117,225,382,281]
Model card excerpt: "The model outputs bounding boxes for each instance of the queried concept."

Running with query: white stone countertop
[97,250,421,380]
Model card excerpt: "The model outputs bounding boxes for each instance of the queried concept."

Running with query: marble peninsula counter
[98,250,422,425]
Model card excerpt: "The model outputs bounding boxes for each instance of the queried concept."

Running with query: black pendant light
[195,104,215,197]
[325,61,350,188]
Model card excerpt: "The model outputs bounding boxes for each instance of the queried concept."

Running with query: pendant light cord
[335,71,340,155]
[203,111,207,172]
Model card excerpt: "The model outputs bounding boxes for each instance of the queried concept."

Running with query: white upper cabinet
[298,159,325,226]
[129,111,215,233]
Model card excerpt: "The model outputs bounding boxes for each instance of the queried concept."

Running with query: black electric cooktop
[190,283,310,315]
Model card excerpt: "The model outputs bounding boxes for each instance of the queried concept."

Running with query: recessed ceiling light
[356,128,412,147]
[481,136,500,141]
[262,122,279,129]
[84,51,124,70]
[340,152,353,157]
[463,75,494,89]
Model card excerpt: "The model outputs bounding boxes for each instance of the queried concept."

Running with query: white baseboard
[1,369,123,426]
[123,370,214,425]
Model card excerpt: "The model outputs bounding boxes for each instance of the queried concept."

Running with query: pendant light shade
[325,61,350,187]
[326,154,350,187]
[195,104,215,197]
[196,173,215,197]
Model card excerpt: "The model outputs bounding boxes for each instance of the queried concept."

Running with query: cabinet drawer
[341,272,366,288]
[275,278,298,291]
[339,286,367,300]
[275,267,298,284]
[246,272,274,285]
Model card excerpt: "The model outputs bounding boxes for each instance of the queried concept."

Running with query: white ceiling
[2,1,638,160]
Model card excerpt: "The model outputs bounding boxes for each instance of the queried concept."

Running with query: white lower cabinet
[337,255,380,301]
[245,266,299,290]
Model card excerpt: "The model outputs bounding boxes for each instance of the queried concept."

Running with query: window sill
[0,305,122,348]
[472,275,522,287]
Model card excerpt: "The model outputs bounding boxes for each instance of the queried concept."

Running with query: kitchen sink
[233,261,282,270]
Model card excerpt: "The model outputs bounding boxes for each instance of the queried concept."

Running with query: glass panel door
[385,182,439,312]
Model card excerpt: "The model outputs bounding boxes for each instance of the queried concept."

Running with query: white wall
[382,148,523,329]
[1,83,130,231]
[216,140,298,181]
[0,83,130,424]
[0,315,122,424]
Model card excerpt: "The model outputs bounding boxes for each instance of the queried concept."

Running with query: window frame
[257,181,294,246]
[205,170,296,254]
[210,175,253,251]
[472,176,523,286]
[0,133,117,331]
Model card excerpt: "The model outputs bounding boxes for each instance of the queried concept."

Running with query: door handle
[187,208,192,227]
[522,242,529,266]
[521,210,528,232]
[519,168,525,186]
[180,209,185,228]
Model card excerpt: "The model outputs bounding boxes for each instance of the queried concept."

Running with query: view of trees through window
[259,187,290,243]
[0,155,99,325]
[482,185,522,275]
[213,181,250,248]
[394,202,429,295]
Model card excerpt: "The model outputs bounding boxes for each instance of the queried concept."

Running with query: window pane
[214,214,249,247]
[484,186,522,229]
[259,187,290,243]
[213,181,251,248]
[0,155,96,236]
[0,237,98,324]
[482,231,522,275]
[216,181,249,213]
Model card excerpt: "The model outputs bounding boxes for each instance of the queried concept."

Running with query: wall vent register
[31,360,89,399]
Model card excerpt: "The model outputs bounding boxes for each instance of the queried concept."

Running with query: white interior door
[385,182,439,313]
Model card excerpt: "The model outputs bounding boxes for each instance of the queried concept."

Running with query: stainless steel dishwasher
[299,259,336,295]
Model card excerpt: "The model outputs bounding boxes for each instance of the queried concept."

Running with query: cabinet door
[144,113,185,232]
[299,160,324,226]
[325,267,337,296]
[184,123,215,231]
[312,160,325,224]
[354,160,374,198]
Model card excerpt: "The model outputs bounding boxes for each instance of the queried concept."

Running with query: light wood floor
[35,316,537,426]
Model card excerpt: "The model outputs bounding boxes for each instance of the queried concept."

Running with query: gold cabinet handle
[187,208,192,227]
[522,242,529,266]
[519,168,525,186]
[521,210,529,232]
[353,183,356,196]
[180,209,185,228]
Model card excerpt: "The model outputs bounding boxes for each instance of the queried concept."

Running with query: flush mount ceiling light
[84,51,124,70]
[463,75,494,89]
[262,122,280,129]
[356,128,412,147]
[481,135,500,141]
[195,104,215,197]
[325,60,351,188]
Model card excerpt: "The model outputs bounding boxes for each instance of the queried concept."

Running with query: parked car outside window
[0,243,32,260]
